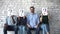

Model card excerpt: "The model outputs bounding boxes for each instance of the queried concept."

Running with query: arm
[27,15,31,28]
[35,15,40,28]
[14,16,18,26]
[4,17,8,28]
[16,17,20,26]
[48,15,50,21]
[40,15,42,23]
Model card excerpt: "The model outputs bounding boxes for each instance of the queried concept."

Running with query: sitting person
[17,10,27,34]
[3,11,18,34]
[27,6,40,34]
[39,7,50,34]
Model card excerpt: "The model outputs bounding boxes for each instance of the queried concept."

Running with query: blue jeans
[27,27,39,34]
[40,23,49,34]
[18,25,26,34]
[3,25,18,34]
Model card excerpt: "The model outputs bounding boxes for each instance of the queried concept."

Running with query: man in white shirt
[4,10,18,34]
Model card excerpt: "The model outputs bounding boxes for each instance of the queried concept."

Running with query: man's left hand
[35,25,38,28]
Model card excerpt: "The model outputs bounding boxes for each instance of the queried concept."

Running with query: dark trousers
[27,28,39,34]
[3,25,18,34]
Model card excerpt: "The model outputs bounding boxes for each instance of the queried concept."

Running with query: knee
[41,24,46,29]
[14,26,18,30]
[3,28,7,32]
[42,24,46,27]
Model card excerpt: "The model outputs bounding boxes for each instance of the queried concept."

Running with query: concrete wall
[0,0,60,34]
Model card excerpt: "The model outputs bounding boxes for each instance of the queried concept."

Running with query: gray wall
[0,0,60,34]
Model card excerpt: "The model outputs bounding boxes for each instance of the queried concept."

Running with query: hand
[35,25,38,28]
[27,24,31,28]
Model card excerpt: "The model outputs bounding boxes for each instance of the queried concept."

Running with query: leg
[3,27,7,34]
[27,28,31,34]
[3,25,12,34]
[41,24,49,34]
[9,25,18,34]
[41,24,46,34]
[18,26,26,34]
[34,28,39,34]
[46,24,50,34]
[14,26,18,34]
[3,25,10,34]
[19,26,23,34]
[22,26,26,34]
[47,24,50,33]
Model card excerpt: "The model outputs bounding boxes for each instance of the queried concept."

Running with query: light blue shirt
[6,16,17,26]
[27,13,40,28]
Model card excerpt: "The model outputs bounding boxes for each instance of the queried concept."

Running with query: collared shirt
[6,16,17,26]
[27,13,40,28]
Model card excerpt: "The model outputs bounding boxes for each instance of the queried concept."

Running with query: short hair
[30,6,35,9]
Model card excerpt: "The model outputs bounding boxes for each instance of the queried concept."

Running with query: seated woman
[17,10,27,34]
[39,7,50,34]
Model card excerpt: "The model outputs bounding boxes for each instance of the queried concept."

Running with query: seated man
[27,6,40,34]
[3,11,18,34]
[17,10,27,34]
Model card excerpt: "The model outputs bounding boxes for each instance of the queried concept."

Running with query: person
[40,7,50,34]
[27,6,40,34]
[17,9,27,34]
[3,10,18,34]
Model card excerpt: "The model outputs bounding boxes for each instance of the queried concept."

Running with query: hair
[30,6,35,9]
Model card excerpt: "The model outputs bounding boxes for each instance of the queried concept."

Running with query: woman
[40,7,50,34]
[17,10,27,34]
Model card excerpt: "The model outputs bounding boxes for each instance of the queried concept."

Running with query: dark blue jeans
[27,28,39,34]
[3,25,18,34]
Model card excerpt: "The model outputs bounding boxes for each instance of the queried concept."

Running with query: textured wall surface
[0,0,60,34]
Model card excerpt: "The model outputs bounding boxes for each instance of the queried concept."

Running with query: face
[7,11,11,17]
[42,8,48,15]
[30,8,35,13]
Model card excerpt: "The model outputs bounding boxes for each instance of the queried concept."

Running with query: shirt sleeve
[36,15,40,25]
[5,17,8,25]
[27,15,30,24]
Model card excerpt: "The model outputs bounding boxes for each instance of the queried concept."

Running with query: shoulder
[27,14,30,16]
[35,13,39,16]
[6,16,9,19]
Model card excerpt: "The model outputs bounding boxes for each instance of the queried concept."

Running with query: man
[40,7,50,34]
[3,11,18,34]
[17,9,27,34]
[27,6,40,34]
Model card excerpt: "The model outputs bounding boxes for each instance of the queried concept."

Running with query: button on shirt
[27,13,40,28]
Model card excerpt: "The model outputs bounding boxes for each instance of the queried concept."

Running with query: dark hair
[30,6,35,9]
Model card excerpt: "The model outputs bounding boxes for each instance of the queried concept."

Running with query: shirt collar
[30,12,35,15]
